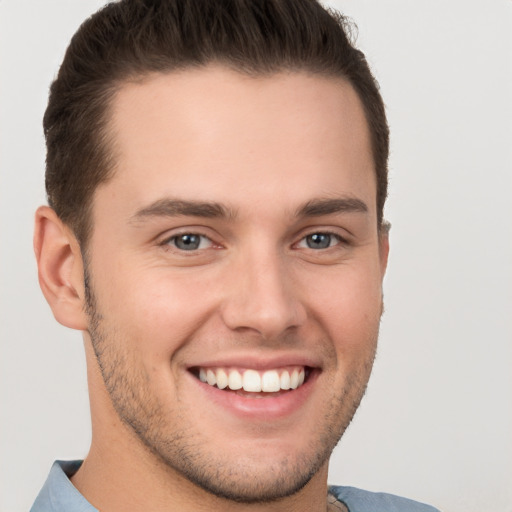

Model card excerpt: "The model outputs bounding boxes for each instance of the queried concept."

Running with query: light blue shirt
[31,461,95,512]
[31,460,441,512]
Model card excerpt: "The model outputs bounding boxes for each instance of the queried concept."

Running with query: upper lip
[186,352,323,371]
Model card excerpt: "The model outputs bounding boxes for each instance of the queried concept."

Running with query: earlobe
[34,206,88,331]
[379,228,390,278]
[379,230,390,317]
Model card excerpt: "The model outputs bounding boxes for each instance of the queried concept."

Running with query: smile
[194,366,308,393]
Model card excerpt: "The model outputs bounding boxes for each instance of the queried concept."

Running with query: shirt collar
[31,460,97,512]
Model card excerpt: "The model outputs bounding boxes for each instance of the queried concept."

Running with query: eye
[166,233,213,251]
[298,232,341,250]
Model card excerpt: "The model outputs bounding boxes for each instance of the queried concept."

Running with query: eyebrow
[130,196,368,224]
[296,197,368,217]
[130,199,235,223]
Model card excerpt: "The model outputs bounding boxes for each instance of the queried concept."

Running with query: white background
[1,1,511,511]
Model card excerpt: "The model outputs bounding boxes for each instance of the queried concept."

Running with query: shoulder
[329,485,441,512]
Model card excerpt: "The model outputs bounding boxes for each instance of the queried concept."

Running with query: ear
[34,206,88,330]
[378,223,390,279]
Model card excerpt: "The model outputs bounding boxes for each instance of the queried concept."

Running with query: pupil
[307,233,331,249]
[175,234,200,250]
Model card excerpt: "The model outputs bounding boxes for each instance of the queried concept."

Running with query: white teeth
[243,369,262,392]
[228,370,243,390]
[298,368,305,387]
[206,369,216,386]
[216,369,228,390]
[290,369,299,389]
[197,367,308,393]
[280,371,291,390]
[261,370,280,392]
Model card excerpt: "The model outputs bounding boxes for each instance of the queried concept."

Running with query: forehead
[99,66,375,219]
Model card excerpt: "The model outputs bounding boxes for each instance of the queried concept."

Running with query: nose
[220,248,306,340]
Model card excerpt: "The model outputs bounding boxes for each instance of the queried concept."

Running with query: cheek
[95,261,220,356]
[303,263,383,352]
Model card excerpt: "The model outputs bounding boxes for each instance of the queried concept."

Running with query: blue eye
[169,234,211,251]
[300,233,340,249]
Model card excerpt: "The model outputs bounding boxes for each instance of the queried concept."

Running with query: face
[84,67,388,502]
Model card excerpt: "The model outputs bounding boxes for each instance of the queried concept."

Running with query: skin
[34,66,389,512]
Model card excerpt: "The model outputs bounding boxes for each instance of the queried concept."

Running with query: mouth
[190,366,311,396]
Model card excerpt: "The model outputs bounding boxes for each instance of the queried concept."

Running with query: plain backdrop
[1,1,511,511]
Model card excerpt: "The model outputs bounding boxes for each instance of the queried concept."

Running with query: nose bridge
[221,242,305,339]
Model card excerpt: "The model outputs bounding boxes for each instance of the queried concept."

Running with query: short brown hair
[44,0,389,246]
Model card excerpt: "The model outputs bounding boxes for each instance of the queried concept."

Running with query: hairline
[69,63,385,250]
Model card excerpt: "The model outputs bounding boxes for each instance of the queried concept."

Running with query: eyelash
[160,232,215,252]
[295,231,347,250]
[159,229,349,253]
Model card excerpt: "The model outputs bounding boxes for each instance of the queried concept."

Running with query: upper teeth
[198,367,306,392]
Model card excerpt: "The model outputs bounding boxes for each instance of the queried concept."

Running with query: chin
[160,450,327,504]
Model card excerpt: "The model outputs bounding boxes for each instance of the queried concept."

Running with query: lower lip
[188,370,319,420]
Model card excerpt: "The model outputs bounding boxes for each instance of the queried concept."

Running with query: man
[31,0,440,511]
